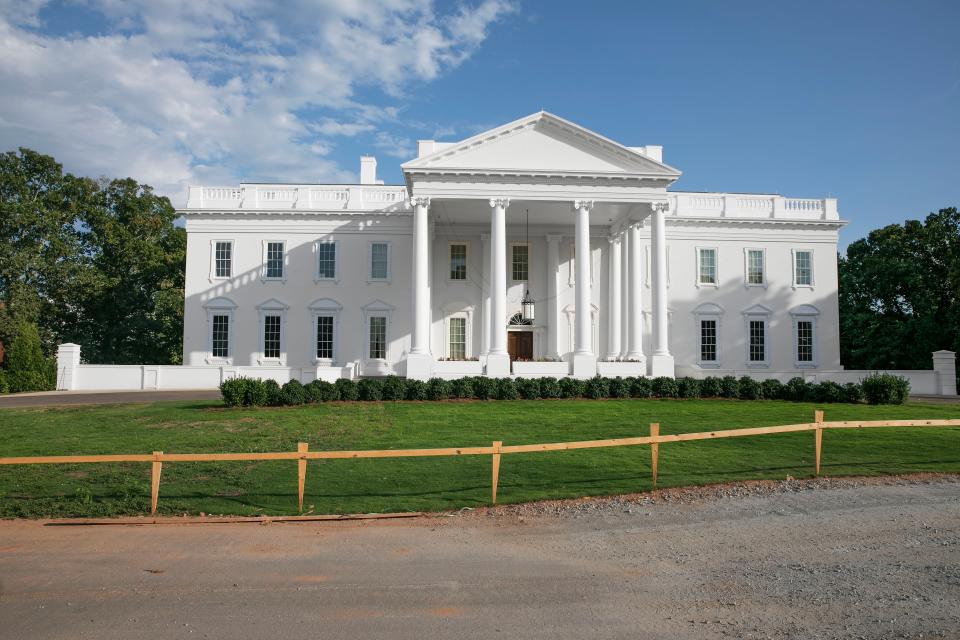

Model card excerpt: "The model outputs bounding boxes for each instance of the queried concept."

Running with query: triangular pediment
[402,112,681,179]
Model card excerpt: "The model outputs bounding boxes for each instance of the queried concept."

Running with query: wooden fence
[1,411,958,515]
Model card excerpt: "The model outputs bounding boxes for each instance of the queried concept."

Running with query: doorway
[508,331,533,361]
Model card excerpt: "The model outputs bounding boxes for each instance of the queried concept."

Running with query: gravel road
[0,474,957,639]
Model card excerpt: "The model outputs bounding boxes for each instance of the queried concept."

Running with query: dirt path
[0,476,957,639]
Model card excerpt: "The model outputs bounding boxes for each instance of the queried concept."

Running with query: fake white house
[178,111,845,381]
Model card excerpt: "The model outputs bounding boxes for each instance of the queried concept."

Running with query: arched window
[509,312,532,326]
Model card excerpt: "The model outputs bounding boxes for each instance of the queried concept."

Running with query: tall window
[212,315,230,358]
[215,241,232,278]
[265,242,284,279]
[450,244,467,280]
[316,315,334,360]
[370,242,389,280]
[512,244,529,281]
[698,248,717,285]
[369,316,387,359]
[263,315,281,359]
[746,249,764,285]
[796,320,814,363]
[794,250,813,286]
[749,320,766,363]
[449,317,466,359]
[317,242,336,279]
[700,319,717,363]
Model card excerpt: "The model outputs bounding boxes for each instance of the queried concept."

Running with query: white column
[650,201,674,377]
[606,235,622,361]
[626,223,645,364]
[619,229,630,360]
[546,234,563,361]
[486,197,511,376]
[56,343,81,391]
[933,350,957,396]
[406,196,433,380]
[572,200,597,378]
[480,232,490,358]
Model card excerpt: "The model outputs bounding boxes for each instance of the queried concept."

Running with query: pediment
[403,112,681,179]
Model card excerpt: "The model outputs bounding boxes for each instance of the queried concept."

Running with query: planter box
[511,361,570,378]
[432,360,484,379]
[596,361,646,378]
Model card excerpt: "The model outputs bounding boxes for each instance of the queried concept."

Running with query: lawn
[0,398,958,518]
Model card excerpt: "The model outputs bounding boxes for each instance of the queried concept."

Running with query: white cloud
[0,0,516,203]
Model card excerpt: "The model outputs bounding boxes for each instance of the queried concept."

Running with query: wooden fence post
[814,410,823,476]
[491,441,502,505]
[650,423,659,489]
[150,451,163,515]
[297,442,308,512]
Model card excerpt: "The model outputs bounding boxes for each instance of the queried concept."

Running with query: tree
[5,322,55,392]
[839,207,960,371]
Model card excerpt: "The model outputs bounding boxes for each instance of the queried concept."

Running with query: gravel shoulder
[0,474,957,639]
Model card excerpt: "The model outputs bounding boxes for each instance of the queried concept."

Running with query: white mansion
[179,111,845,381]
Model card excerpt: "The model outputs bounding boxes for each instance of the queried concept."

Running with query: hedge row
[220,372,909,408]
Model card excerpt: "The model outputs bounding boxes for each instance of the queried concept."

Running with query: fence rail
[1,413,958,515]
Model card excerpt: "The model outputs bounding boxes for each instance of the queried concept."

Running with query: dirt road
[0,476,957,639]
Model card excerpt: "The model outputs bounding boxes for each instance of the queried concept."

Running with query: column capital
[545,233,563,245]
[573,199,595,212]
[489,197,510,209]
[410,196,431,208]
[651,201,670,214]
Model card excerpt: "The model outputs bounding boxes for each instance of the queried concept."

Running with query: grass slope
[0,399,958,517]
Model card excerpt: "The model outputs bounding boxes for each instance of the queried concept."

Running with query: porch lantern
[521,290,535,322]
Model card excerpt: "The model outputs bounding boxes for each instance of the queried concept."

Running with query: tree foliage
[839,207,960,370]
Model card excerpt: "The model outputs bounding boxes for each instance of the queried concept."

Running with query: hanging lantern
[521,289,535,322]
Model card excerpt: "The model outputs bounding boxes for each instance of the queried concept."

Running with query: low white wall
[511,361,570,378]
[432,360,484,379]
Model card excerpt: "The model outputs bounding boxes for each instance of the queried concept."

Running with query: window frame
[511,242,530,283]
[792,248,815,288]
[204,297,237,365]
[314,239,339,284]
[261,240,286,282]
[256,298,289,365]
[696,246,719,288]
[743,305,772,368]
[448,242,468,282]
[791,305,820,368]
[368,241,392,283]
[743,247,766,288]
[362,300,394,365]
[693,303,724,368]
[210,239,235,280]
[309,298,342,365]
[447,315,467,360]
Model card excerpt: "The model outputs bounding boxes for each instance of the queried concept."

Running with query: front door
[507,331,533,361]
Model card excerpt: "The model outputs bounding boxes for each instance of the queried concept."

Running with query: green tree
[839,207,960,370]
[6,322,55,392]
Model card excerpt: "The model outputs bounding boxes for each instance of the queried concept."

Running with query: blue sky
[1,1,957,247]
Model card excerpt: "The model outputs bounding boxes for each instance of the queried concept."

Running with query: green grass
[1,399,958,518]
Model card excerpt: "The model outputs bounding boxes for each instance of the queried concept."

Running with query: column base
[572,353,598,379]
[485,353,511,377]
[649,354,675,378]
[405,353,433,381]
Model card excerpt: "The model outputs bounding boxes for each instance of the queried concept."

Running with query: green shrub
[651,376,678,398]
[281,380,306,405]
[302,380,323,403]
[450,377,474,399]
[842,382,863,404]
[335,378,359,401]
[585,376,610,399]
[538,377,561,399]
[426,378,452,401]
[0,370,8,394]
[814,380,845,403]
[700,377,722,398]
[220,377,248,406]
[405,379,428,401]
[559,377,585,398]
[761,378,784,401]
[608,376,631,398]
[676,377,701,399]
[472,376,496,400]
[307,380,339,402]
[784,377,811,402]
[738,376,761,400]
[6,322,55,392]
[516,377,541,400]
[264,379,284,406]
[861,373,910,405]
[381,376,406,401]
[495,377,518,400]
[629,376,652,398]
[358,378,383,401]
[242,379,267,406]
[720,376,740,399]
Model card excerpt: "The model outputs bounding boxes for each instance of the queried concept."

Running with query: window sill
[205,357,233,365]
[696,282,719,289]
[744,283,767,289]
[792,284,814,290]
[313,358,337,367]
[794,362,818,369]
[208,276,232,283]
[698,362,721,369]
[367,279,391,285]
[746,362,770,369]
[314,278,339,285]
[261,278,286,284]
[257,358,285,366]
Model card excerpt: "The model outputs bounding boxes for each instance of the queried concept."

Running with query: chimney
[359,156,377,185]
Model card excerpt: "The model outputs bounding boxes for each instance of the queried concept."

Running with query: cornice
[663,216,847,230]
[178,208,412,218]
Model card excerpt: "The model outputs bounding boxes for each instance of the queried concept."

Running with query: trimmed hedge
[220,374,882,408]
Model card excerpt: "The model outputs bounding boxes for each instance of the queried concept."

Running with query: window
[265,242,284,279]
[212,315,230,358]
[317,242,337,280]
[449,317,466,359]
[512,244,529,281]
[316,316,334,360]
[214,241,232,278]
[263,315,281,359]
[749,320,766,363]
[369,316,387,359]
[791,305,819,368]
[746,249,765,286]
[450,244,467,280]
[698,248,717,285]
[700,319,717,363]
[794,250,813,286]
[796,320,814,363]
[370,242,389,280]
